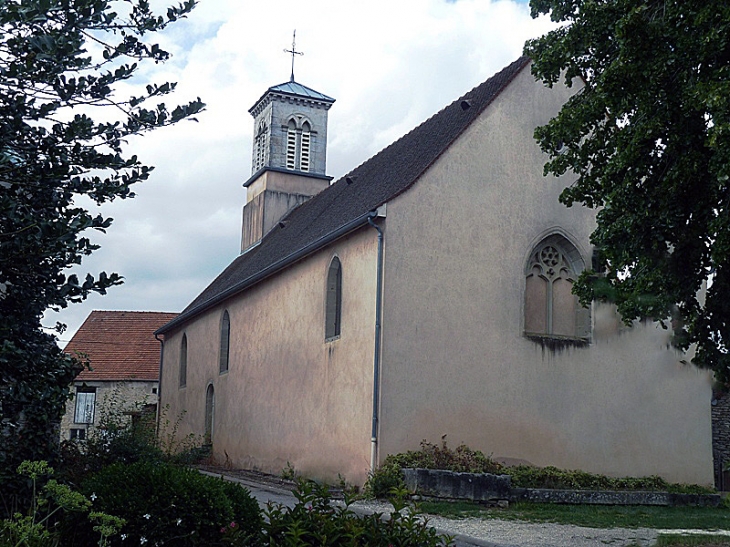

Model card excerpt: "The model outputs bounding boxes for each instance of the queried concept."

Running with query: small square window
[70,428,86,441]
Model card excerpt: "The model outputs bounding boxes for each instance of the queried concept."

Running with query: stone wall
[712,392,730,489]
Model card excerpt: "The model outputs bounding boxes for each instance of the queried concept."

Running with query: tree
[524,0,730,382]
[0,0,204,506]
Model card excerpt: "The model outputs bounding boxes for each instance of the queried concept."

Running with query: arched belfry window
[219,310,230,374]
[204,384,214,445]
[325,257,342,340]
[285,117,312,172]
[254,121,269,171]
[300,121,311,172]
[179,334,187,388]
[524,235,591,339]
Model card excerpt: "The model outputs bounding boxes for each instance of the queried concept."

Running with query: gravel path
[199,467,725,547]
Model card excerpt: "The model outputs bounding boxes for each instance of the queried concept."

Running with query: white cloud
[46,0,554,346]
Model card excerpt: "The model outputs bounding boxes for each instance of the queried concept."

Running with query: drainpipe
[154,333,164,436]
[367,208,385,473]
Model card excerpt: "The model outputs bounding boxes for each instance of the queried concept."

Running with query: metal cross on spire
[284,30,303,82]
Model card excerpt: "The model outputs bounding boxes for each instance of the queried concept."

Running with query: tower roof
[249,80,335,115]
[269,80,335,102]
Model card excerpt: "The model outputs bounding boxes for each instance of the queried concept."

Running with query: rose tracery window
[524,235,590,339]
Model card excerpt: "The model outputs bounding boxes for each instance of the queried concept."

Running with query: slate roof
[267,81,335,102]
[66,311,178,381]
[157,56,530,335]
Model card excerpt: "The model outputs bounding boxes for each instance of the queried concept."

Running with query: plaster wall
[60,380,158,440]
[161,228,378,484]
[378,66,713,485]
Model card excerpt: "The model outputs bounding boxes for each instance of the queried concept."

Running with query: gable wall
[160,228,378,484]
[378,66,713,485]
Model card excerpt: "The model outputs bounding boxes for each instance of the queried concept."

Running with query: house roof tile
[158,56,530,335]
[65,311,178,381]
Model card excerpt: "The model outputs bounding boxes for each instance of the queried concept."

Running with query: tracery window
[325,256,342,340]
[219,310,230,374]
[524,235,590,339]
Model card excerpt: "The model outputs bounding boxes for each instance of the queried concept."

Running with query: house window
[74,387,96,424]
[219,310,230,374]
[69,428,86,441]
[524,235,590,339]
[204,384,214,445]
[325,256,342,340]
[179,334,187,388]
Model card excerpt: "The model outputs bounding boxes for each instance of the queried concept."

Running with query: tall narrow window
[300,122,311,172]
[219,310,230,374]
[524,235,590,339]
[179,334,187,388]
[325,257,342,340]
[254,121,268,171]
[74,387,96,424]
[204,384,214,445]
[286,119,297,170]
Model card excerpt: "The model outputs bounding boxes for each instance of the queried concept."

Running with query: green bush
[229,478,452,546]
[67,461,262,546]
[365,437,503,498]
[365,438,715,498]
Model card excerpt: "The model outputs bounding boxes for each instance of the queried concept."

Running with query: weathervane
[284,30,303,82]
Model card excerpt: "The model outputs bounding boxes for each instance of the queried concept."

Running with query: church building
[156,57,713,486]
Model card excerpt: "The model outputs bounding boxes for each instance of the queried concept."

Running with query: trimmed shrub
[67,461,262,546]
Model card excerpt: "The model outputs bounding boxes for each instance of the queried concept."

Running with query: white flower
[121,534,127,541]
[176,518,182,526]
[140,537,147,545]
[90,493,97,501]
[143,514,151,520]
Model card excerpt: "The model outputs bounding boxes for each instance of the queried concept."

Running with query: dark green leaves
[0,0,204,509]
[525,0,730,382]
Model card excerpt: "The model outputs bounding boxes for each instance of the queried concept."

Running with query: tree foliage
[0,0,204,507]
[525,0,730,381]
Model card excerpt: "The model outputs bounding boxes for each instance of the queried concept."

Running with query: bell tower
[241,35,335,252]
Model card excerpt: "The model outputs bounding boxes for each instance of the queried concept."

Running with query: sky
[47,0,556,346]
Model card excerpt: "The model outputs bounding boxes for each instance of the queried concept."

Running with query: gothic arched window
[325,257,342,340]
[524,235,591,339]
[219,310,230,374]
[179,334,187,388]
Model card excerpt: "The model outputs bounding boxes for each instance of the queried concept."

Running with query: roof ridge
[159,56,531,334]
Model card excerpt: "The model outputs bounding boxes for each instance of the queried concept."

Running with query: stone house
[156,57,714,486]
[61,310,177,441]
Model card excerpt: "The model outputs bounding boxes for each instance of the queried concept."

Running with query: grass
[655,534,730,546]
[417,501,730,531]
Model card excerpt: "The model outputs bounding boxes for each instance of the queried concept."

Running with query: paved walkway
[199,469,726,547]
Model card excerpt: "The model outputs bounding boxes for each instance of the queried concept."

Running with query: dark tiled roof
[158,57,529,335]
[66,311,178,381]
